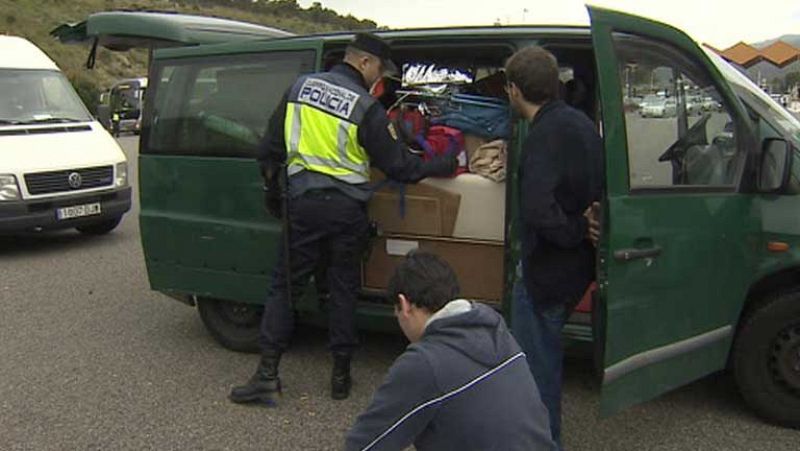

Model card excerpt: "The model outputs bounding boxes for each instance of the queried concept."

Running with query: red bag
[388,107,427,139]
[417,125,468,176]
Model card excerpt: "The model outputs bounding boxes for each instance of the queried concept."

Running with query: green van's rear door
[139,40,319,304]
[51,11,292,51]
[588,6,758,415]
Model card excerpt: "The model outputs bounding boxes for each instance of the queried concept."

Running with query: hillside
[0,0,378,112]
[753,34,800,49]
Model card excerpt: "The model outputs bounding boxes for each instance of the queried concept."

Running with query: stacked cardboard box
[364,170,505,303]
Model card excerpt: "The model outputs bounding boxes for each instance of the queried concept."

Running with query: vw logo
[67,172,82,189]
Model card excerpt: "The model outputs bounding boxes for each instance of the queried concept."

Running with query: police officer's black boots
[229,351,282,405]
[331,353,352,400]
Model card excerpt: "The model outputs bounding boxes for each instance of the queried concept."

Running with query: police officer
[111,111,121,137]
[230,33,456,404]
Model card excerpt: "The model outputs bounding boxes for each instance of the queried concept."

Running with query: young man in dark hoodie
[505,46,603,449]
[345,252,556,451]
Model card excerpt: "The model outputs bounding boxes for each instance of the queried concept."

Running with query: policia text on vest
[299,78,359,118]
[285,71,375,185]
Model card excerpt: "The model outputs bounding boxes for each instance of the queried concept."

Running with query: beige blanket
[468,139,507,182]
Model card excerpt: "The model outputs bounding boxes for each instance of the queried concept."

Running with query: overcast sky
[297,0,800,49]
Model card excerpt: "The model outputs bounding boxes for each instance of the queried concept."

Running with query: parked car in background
[108,77,147,135]
[687,95,704,115]
[638,94,662,109]
[702,95,722,112]
[639,97,677,117]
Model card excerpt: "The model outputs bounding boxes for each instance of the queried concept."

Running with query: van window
[144,51,316,158]
[614,33,742,190]
[0,69,92,124]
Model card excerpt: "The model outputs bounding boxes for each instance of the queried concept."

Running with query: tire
[733,289,800,428]
[197,297,261,353]
[75,217,122,235]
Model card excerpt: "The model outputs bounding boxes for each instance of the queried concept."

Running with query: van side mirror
[758,138,792,192]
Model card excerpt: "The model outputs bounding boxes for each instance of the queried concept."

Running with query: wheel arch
[726,266,800,363]
[742,266,800,320]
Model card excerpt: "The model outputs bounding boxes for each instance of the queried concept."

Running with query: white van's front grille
[24,166,114,195]
[0,125,92,136]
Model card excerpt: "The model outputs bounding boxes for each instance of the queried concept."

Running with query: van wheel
[76,217,122,235]
[197,297,261,353]
[733,289,800,428]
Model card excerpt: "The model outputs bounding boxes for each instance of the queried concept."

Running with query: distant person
[111,112,121,137]
[345,252,555,451]
[504,45,603,448]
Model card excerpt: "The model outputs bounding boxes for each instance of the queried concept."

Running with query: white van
[0,36,131,235]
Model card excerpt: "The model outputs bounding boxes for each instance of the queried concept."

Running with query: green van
[55,7,800,427]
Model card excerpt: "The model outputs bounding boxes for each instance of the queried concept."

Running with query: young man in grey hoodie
[345,252,556,451]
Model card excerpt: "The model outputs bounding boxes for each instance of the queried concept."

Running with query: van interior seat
[683,143,727,185]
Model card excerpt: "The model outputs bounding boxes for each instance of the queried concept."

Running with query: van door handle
[613,246,662,262]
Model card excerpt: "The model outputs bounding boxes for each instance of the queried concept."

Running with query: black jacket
[257,63,453,200]
[519,100,603,308]
[345,302,555,451]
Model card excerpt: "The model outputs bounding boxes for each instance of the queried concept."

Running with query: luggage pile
[385,65,511,182]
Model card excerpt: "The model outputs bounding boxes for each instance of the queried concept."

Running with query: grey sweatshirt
[345,301,556,451]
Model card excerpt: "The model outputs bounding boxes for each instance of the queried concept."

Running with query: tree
[785,71,800,95]
[771,77,785,93]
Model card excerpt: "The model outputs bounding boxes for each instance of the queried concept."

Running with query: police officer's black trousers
[259,189,368,357]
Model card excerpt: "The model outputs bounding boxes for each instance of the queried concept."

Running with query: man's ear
[398,294,412,315]
[358,55,371,71]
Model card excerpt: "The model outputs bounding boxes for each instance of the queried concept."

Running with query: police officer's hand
[263,185,283,219]
[447,149,466,175]
[423,150,459,178]
[443,148,460,176]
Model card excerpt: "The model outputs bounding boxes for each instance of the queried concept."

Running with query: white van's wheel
[197,297,261,353]
[75,217,122,235]
[734,289,800,428]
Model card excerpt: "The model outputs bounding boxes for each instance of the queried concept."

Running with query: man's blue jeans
[511,277,571,449]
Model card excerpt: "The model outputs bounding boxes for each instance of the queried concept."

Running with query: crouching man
[345,252,556,451]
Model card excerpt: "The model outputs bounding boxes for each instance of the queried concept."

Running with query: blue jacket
[519,100,603,308]
[345,302,555,451]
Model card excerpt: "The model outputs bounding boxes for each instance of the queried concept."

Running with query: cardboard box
[422,174,506,241]
[369,170,460,237]
[363,235,505,303]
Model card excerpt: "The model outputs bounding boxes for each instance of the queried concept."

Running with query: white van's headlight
[0,174,21,201]
[115,162,128,187]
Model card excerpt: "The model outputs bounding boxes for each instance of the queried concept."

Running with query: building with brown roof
[715,40,800,91]
[761,41,800,66]
[721,42,763,67]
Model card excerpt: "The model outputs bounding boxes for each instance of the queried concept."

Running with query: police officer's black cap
[350,32,398,75]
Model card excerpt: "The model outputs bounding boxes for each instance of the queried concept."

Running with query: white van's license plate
[56,203,101,220]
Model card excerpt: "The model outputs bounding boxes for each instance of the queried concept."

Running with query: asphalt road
[1,136,798,450]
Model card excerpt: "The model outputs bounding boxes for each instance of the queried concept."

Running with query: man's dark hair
[387,252,460,313]
[345,45,372,60]
[505,46,559,104]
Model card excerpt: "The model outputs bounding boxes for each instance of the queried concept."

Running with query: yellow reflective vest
[284,71,375,185]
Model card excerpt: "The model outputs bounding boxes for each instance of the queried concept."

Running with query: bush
[65,71,101,116]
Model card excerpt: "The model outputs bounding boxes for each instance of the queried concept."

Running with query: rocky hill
[753,34,800,49]
[0,0,377,112]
